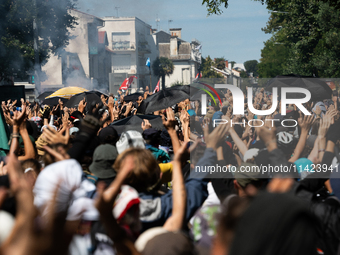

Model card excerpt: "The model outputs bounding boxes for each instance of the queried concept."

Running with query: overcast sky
[76,0,272,64]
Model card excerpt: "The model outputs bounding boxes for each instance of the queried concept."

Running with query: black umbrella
[90,90,109,98]
[64,92,101,110]
[140,85,198,114]
[37,91,55,102]
[265,74,332,101]
[124,92,144,102]
[110,115,164,134]
[42,97,68,106]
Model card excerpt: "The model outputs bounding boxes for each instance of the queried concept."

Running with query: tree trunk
[161,75,166,90]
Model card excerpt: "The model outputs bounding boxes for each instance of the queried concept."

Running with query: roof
[159,42,191,60]
[70,9,103,21]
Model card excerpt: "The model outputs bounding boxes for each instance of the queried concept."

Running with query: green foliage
[240,70,248,78]
[152,57,174,78]
[0,0,77,80]
[244,60,259,77]
[201,56,223,78]
[152,57,174,89]
[258,39,290,78]
[259,0,340,78]
[202,0,340,16]
[214,57,226,70]
[202,0,228,15]
[171,81,184,86]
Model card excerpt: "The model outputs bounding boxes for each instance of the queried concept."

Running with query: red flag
[119,78,129,90]
[128,75,137,86]
[153,79,160,93]
[119,76,137,90]
[194,73,202,80]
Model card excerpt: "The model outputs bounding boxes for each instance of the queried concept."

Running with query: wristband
[12,133,20,138]
[318,149,325,153]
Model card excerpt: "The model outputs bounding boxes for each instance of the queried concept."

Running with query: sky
[76,0,272,64]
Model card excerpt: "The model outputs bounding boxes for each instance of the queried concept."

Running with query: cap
[116,130,145,154]
[89,144,118,179]
[113,185,140,221]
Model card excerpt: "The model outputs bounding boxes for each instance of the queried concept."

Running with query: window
[112,32,131,50]
[112,54,131,70]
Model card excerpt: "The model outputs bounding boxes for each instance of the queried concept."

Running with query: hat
[204,110,215,120]
[69,127,79,135]
[98,126,119,144]
[234,163,261,188]
[142,128,160,141]
[35,135,48,156]
[141,231,196,255]
[243,148,259,162]
[0,211,15,244]
[294,158,313,180]
[116,130,145,154]
[187,109,196,116]
[89,144,118,179]
[222,101,230,107]
[312,102,326,117]
[135,227,169,252]
[113,185,140,221]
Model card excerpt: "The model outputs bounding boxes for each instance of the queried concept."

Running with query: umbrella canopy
[110,115,164,134]
[124,92,144,102]
[64,92,101,110]
[37,91,55,102]
[90,90,109,98]
[42,97,68,106]
[265,74,332,101]
[46,87,89,99]
[140,85,198,114]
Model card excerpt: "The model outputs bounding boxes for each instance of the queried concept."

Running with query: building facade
[153,29,201,88]
[100,17,158,93]
[41,9,109,92]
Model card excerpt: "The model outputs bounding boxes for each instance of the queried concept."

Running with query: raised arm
[95,155,141,255]
[163,142,188,231]
[289,115,314,163]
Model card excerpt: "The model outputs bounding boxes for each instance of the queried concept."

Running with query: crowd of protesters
[0,84,340,255]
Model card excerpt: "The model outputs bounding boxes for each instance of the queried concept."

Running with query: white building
[153,29,201,88]
[41,9,109,92]
[100,17,158,93]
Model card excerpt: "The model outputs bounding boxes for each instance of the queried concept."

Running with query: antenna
[155,15,160,31]
[115,7,120,17]
[168,19,173,32]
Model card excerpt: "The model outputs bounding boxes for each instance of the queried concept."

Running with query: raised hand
[162,107,177,131]
[141,119,152,131]
[78,98,87,113]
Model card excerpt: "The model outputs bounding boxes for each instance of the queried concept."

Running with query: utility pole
[33,0,41,96]
[115,7,120,17]
[155,17,160,31]
[168,19,173,32]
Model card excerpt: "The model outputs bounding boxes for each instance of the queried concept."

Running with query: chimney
[170,36,178,56]
[169,28,182,39]
[225,60,228,69]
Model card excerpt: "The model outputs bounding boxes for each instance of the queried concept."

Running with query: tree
[152,57,174,90]
[244,60,259,77]
[202,0,340,16]
[0,0,77,82]
[258,0,340,78]
[214,57,226,70]
[200,56,223,78]
[258,39,290,78]
[240,70,248,78]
